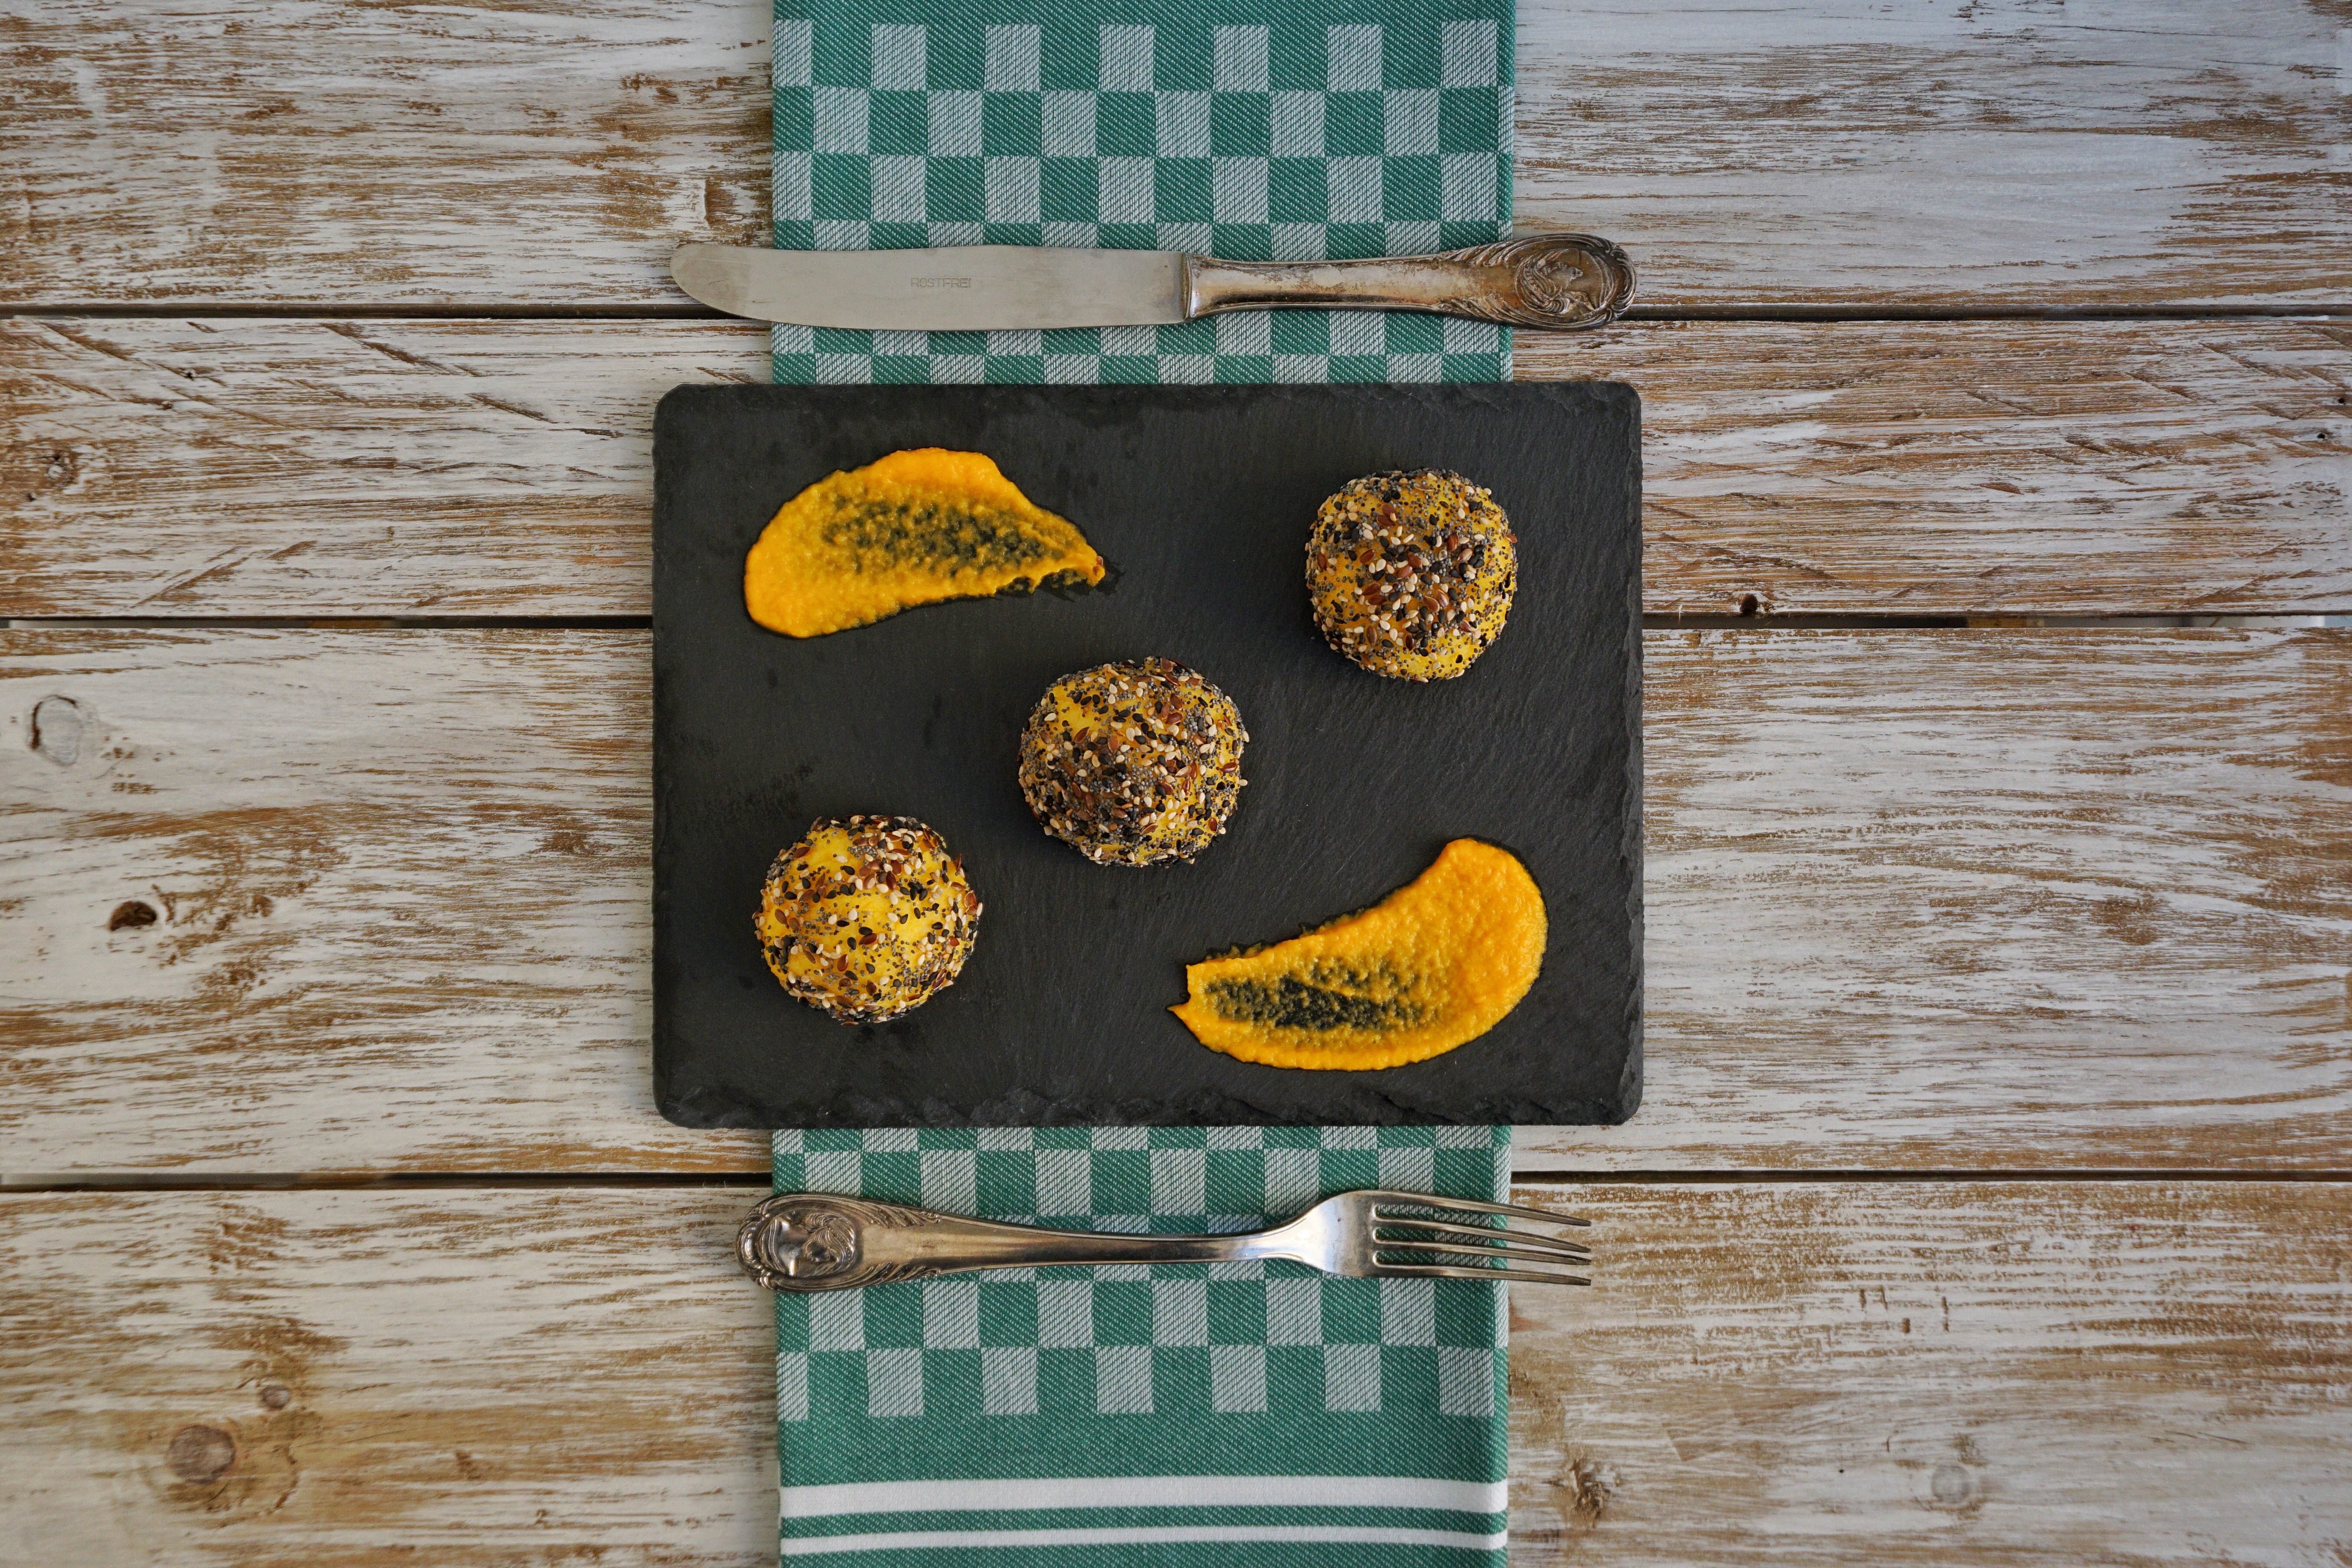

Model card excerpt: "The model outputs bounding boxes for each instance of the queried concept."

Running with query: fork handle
[740,1193,1274,1293]
[1182,234,1636,331]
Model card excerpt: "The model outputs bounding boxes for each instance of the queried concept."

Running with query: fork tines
[1365,1189,1594,1287]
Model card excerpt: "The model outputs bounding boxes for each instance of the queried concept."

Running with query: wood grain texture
[2,1181,2344,1565]
[1502,1179,2352,1565]
[0,1187,777,1568]
[7,314,2349,619]
[0,0,772,309]
[4,627,2345,1175]
[0,628,765,1176]
[1521,319,2352,619]
[3,0,2346,308]
[1516,0,2352,310]
[0,316,737,618]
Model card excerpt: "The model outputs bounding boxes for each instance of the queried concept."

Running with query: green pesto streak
[821,497,1056,575]
[1203,966,1430,1033]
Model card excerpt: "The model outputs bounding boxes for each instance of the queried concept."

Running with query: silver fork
[738,1188,1592,1293]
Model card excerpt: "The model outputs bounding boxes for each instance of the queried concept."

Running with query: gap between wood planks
[4,304,2352,322]
[5,615,2346,632]
[8,1170,2352,1193]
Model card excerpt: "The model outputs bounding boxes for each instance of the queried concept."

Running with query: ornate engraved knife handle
[1182,234,1636,331]
[739,1193,1278,1293]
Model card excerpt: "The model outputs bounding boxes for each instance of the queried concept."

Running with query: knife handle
[1182,234,1635,331]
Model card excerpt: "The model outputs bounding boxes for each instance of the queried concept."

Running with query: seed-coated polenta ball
[756,815,980,1024]
[1016,658,1248,867]
[1306,469,1516,682]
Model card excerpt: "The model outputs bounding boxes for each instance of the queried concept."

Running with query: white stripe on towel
[781,1523,1508,1556]
[780,1473,1508,1520]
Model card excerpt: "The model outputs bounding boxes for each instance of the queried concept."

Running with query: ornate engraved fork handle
[739,1193,1278,1293]
[1182,234,1636,331]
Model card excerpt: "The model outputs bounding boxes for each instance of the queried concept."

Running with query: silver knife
[672,234,1633,333]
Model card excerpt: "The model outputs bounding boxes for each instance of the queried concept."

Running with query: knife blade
[671,236,1635,333]
[674,244,1186,332]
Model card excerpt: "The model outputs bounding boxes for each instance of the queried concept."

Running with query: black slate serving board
[653,383,1641,1128]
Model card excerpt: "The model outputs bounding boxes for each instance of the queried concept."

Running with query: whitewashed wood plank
[7,315,2348,619]
[1,1182,2343,1565]
[1531,625,2352,1173]
[0,628,763,1175]
[0,0,773,309]
[1515,0,2352,309]
[3,628,2345,1174]
[0,1187,778,1567]
[1521,319,2352,619]
[1502,1179,2352,1564]
[2,0,2345,307]
[0,316,748,617]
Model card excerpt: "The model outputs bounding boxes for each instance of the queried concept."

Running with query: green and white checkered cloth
[770,0,1514,384]
[769,0,1516,1559]
[773,1128,1513,1564]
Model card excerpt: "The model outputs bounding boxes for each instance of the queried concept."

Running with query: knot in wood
[1560,1456,1617,1524]
[29,694,88,767]
[1930,1461,1977,1507]
[166,1423,237,1484]
[108,900,158,932]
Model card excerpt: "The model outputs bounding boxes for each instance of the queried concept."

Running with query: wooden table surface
[3,1,2348,1562]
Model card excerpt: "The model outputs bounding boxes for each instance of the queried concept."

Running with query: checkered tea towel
[769,0,1516,1559]
[773,1127,1514,1564]
[770,0,1515,385]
